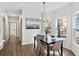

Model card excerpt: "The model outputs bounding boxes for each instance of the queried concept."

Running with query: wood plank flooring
[0,37,75,56]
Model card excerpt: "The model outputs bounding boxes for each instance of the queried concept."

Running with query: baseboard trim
[22,42,33,46]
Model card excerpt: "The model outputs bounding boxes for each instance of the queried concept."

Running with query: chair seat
[51,41,61,56]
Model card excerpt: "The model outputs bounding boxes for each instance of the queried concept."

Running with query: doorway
[3,17,6,40]
[9,22,17,39]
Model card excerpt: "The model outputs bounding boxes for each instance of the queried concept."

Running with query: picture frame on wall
[25,18,40,29]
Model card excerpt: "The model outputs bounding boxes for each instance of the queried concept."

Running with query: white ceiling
[0,2,71,14]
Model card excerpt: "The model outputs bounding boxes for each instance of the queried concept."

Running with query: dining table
[34,35,65,56]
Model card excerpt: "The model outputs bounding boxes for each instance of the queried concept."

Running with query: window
[74,13,79,44]
[73,11,79,45]
[56,17,67,38]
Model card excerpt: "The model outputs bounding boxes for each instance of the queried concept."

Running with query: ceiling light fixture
[42,2,50,22]
[43,2,46,20]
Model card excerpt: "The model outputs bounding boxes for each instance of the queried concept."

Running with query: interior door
[10,22,16,38]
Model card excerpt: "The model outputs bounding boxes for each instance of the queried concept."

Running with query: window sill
[72,42,79,48]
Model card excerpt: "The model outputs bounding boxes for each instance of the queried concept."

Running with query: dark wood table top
[40,36,65,45]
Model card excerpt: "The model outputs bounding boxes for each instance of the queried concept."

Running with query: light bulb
[39,17,42,19]
[47,17,49,19]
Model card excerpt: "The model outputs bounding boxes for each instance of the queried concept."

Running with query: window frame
[72,11,79,45]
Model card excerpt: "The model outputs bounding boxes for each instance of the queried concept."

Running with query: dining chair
[35,34,47,56]
[52,41,61,56]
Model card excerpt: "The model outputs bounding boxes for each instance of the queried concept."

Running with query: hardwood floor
[0,37,75,56]
[0,37,36,56]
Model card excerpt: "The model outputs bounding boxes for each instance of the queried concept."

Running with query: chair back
[36,34,45,49]
[36,34,41,47]
[52,41,61,51]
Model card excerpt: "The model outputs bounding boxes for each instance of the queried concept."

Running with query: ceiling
[0,2,71,14]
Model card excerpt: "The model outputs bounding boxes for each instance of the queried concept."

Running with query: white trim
[72,42,79,48]
[55,16,67,20]
[73,11,79,15]
[22,41,33,45]
[72,42,79,55]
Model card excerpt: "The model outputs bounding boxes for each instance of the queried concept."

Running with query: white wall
[22,9,42,45]
[0,17,3,40]
[0,7,4,41]
[0,13,9,42]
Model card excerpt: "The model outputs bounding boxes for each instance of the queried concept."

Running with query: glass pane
[75,13,79,44]
[76,29,79,44]
[76,14,79,28]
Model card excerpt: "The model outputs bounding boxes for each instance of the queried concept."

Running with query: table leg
[61,41,63,56]
[34,36,35,51]
[47,44,49,56]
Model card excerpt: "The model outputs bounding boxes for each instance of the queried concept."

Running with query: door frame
[9,22,17,39]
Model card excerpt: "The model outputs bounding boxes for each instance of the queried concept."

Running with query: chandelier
[42,2,50,23]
